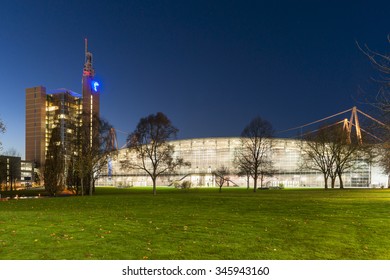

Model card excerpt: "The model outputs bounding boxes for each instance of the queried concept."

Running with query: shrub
[173,180,192,189]
[181,181,191,189]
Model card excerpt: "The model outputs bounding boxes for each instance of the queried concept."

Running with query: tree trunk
[388,174,390,188]
[260,174,264,189]
[81,177,84,196]
[323,174,328,189]
[331,177,336,188]
[92,178,96,193]
[253,175,258,192]
[246,175,250,190]
[89,173,93,196]
[152,177,157,195]
[338,172,344,189]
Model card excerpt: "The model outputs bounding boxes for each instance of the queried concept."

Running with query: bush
[181,181,191,189]
[116,182,133,188]
[173,180,192,189]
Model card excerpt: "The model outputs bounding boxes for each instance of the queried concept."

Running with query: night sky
[1,0,390,158]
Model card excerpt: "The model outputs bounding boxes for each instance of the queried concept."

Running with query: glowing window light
[46,106,58,112]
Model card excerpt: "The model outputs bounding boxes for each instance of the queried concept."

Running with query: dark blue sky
[1,0,390,157]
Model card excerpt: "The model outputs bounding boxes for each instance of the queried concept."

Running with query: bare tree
[258,158,275,189]
[357,37,390,113]
[2,149,21,192]
[359,37,390,186]
[236,166,251,189]
[0,119,5,151]
[69,114,115,196]
[44,127,65,196]
[299,126,336,189]
[91,117,117,193]
[235,116,274,192]
[121,112,190,195]
[379,143,390,187]
[0,157,6,191]
[213,166,230,192]
[331,135,363,189]
[300,125,368,189]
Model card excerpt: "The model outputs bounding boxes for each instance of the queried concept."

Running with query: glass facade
[45,90,82,159]
[97,137,387,188]
[20,160,34,187]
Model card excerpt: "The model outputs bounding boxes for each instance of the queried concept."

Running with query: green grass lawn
[1,187,390,260]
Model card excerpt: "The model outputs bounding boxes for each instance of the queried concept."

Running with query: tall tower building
[82,39,100,147]
[25,86,47,168]
[25,40,100,168]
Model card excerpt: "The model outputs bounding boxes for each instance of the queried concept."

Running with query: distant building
[25,40,100,169]
[97,137,388,188]
[0,155,20,190]
[0,155,34,190]
[20,160,34,187]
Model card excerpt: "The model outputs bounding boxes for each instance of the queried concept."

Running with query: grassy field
[1,187,390,260]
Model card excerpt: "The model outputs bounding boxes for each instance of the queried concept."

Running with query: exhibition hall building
[97,137,388,188]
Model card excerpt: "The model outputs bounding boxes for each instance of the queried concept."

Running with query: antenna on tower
[83,38,94,77]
